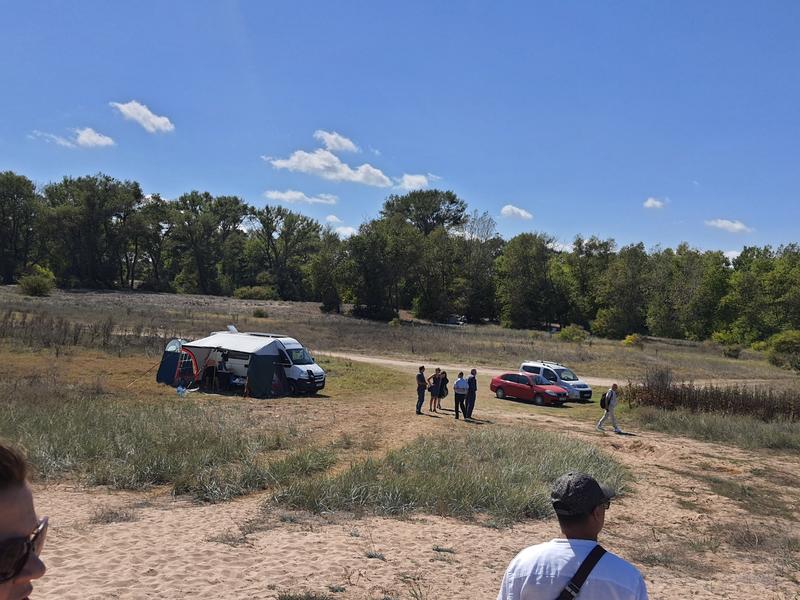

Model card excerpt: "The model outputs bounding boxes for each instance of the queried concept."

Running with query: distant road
[317,351,779,389]
[317,351,616,387]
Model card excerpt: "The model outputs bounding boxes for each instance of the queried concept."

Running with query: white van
[519,360,592,401]
[157,330,325,396]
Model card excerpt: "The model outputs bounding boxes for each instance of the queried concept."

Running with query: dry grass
[2,286,798,382]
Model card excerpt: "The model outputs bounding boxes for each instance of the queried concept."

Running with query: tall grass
[274,428,627,525]
[631,406,800,451]
[0,375,334,502]
[627,367,799,421]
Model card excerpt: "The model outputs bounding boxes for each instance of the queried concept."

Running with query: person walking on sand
[453,371,469,419]
[415,366,427,415]
[497,472,648,600]
[427,368,442,412]
[465,368,477,419]
[0,442,48,600]
[596,383,622,433]
[437,370,449,411]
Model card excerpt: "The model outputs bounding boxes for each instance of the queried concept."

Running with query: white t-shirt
[497,539,648,600]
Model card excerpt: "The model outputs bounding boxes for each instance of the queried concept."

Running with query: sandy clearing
[31,373,800,600]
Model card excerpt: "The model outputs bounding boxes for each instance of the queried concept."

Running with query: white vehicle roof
[183,331,302,355]
[521,360,566,368]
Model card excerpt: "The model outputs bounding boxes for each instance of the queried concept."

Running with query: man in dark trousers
[465,368,477,419]
[497,472,648,599]
[415,366,426,415]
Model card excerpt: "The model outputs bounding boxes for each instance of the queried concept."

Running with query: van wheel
[288,382,297,396]
[534,395,544,406]
[495,388,506,399]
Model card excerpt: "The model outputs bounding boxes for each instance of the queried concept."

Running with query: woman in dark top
[427,368,441,412]
[437,371,449,411]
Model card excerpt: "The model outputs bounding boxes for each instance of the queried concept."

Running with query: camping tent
[156,332,287,398]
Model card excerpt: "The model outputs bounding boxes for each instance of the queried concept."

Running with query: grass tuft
[273,428,627,525]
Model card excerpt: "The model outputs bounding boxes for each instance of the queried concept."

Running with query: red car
[489,372,569,406]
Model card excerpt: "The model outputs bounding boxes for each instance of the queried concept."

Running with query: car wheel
[288,381,297,396]
[534,395,544,406]
[496,387,506,399]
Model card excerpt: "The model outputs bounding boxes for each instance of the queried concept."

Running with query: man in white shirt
[497,472,648,600]
[597,383,622,433]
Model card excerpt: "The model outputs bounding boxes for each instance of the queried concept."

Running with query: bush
[234,286,277,301]
[766,330,800,372]
[252,308,269,318]
[558,324,588,343]
[711,330,743,358]
[18,275,54,297]
[622,333,644,349]
[274,428,627,525]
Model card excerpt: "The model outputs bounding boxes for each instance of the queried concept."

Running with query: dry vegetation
[2,287,800,599]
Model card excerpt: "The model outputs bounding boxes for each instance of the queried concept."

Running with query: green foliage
[622,333,644,348]
[274,428,627,525]
[496,233,557,329]
[558,324,589,343]
[18,274,54,297]
[0,171,39,284]
[252,308,269,318]
[381,189,467,235]
[234,285,277,301]
[766,330,800,371]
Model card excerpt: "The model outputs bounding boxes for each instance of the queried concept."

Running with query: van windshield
[556,368,578,381]
[287,347,314,365]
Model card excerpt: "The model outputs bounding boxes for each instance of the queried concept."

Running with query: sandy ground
[30,355,800,600]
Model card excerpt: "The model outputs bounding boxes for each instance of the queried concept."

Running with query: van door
[542,368,558,383]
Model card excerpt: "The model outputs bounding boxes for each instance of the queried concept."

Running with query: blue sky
[2,1,799,255]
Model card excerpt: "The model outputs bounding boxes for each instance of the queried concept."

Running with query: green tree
[592,243,648,338]
[0,171,39,283]
[495,233,556,329]
[380,189,467,235]
[308,228,346,312]
[451,211,503,322]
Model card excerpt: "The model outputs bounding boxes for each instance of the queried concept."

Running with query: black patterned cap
[551,472,615,516]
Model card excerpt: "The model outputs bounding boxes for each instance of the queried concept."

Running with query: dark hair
[419,366,425,372]
[0,442,28,491]
[458,371,464,377]
[556,512,591,527]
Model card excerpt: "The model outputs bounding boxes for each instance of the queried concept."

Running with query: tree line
[2,170,800,347]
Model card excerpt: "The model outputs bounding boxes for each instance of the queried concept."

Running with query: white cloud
[549,241,573,253]
[266,148,391,187]
[110,100,175,133]
[705,218,753,233]
[313,130,359,153]
[29,130,75,148]
[724,250,742,261]
[395,173,431,190]
[75,127,115,147]
[30,128,114,148]
[325,214,342,223]
[263,189,338,205]
[335,226,357,238]
[643,197,665,209]
[500,204,533,220]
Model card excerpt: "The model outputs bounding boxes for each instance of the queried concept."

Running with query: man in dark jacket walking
[465,368,477,419]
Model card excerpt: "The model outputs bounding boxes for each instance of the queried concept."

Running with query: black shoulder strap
[555,544,606,600]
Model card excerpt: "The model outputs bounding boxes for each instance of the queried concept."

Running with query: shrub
[274,428,627,525]
[711,330,743,358]
[766,330,800,372]
[558,324,588,343]
[233,285,277,301]
[18,275,54,297]
[252,308,269,318]
[622,333,644,349]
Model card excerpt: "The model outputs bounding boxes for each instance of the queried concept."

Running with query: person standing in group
[0,442,48,600]
[596,383,622,433]
[497,472,648,599]
[465,368,477,419]
[453,371,468,419]
[427,367,442,413]
[437,370,449,411]
[415,366,427,415]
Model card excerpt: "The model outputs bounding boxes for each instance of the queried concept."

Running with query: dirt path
[317,350,776,388]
